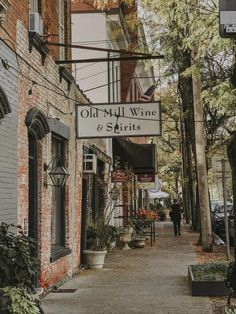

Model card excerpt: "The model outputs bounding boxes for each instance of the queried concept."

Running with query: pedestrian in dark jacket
[169,199,182,236]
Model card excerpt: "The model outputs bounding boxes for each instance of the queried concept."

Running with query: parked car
[210,199,220,212]
[212,202,233,239]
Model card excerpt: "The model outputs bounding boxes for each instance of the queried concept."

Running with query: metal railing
[114,205,156,247]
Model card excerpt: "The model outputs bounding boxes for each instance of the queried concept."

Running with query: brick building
[0,0,89,290]
[71,0,157,224]
[0,0,157,291]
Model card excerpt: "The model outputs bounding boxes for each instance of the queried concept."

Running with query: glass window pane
[51,136,65,247]
[29,0,38,12]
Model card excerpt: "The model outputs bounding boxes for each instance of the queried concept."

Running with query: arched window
[25,108,50,139]
[0,86,11,119]
[25,108,49,260]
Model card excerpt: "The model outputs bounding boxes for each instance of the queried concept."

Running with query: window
[50,135,71,262]
[91,159,105,219]
[29,0,38,12]
[0,0,11,24]
[59,0,65,60]
[51,135,65,248]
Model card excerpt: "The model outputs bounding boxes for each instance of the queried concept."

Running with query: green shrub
[0,222,38,289]
[0,223,44,313]
[2,287,41,314]
[191,262,229,281]
[86,222,119,251]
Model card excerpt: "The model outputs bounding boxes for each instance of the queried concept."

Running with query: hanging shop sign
[137,182,156,190]
[137,174,155,182]
[76,102,161,138]
[111,170,131,182]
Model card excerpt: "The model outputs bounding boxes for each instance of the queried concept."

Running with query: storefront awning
[112,138,157,174]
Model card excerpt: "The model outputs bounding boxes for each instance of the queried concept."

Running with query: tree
[153,83,182,199]
[89,0,236,251]
[227,132,236,259]
[192,42,212,251]
[139,0,236,250]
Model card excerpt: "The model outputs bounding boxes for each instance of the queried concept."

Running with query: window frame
[50,134,71,262]
[58,0,65,60]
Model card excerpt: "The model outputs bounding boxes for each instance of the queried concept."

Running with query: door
[80,177,89,265]
[28,132,39,285]
[28,132,38,253]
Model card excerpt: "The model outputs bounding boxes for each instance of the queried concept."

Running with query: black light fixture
[44,158,69,188]
[28,81,36,96]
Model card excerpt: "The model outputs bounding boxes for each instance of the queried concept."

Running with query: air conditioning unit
[83,154,97,174]
[29,12,43,35]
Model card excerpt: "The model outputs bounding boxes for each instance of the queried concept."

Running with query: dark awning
[112,138,157,174]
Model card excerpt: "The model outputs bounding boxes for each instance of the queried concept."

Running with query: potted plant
[107,225,119,250]
[138,208,158,222]
[83,214,118,269]
[0,222,44,313]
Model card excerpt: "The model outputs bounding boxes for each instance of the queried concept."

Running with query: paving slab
[41,222,213,314]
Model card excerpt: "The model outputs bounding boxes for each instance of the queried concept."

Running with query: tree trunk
[191,46,213,252]
[178,57,196,227]
[180,119,191,224]
[227,132,236,260]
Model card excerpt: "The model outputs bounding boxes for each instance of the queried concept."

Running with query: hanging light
[44,158,69,188]
[49,160,69,188]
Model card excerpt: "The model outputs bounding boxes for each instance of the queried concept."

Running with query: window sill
[29,31,49,65]
[59,67,74,91]
[50,246,71,263]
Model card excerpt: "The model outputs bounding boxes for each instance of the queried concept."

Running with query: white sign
[137,182,156,190]
[76,102,161,138]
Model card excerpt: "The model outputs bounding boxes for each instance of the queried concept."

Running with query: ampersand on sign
[97,124,103,132]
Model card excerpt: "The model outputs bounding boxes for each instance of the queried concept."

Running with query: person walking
[169,199,182,236]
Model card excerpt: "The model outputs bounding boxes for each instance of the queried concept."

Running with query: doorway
[80,177,88,264]
[28,132,39,286]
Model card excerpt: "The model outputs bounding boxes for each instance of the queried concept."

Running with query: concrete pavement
[41,222,213,314]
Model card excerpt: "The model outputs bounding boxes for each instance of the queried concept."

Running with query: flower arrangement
[138,208,158,221]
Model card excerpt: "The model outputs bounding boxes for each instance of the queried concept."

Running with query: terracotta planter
[188,265,231,296]
[82,250,107,270]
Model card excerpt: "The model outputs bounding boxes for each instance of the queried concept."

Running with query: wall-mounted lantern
[44,158,69,188]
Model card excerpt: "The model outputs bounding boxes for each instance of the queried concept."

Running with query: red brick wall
[0,0,82,290]
[0,0,71,61]
[120,58,137,102]
[71,0,120,12]
[0,0,28,44]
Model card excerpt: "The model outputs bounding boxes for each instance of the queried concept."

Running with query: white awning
[148,190,169,199]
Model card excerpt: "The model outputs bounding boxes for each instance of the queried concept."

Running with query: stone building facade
[0,39,18,225]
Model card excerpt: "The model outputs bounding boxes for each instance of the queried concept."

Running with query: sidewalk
[41,222,213,314]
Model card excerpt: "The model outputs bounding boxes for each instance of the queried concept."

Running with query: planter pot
[133,237,146,248]
[188,265,231,296]
[119,229,132,250]
[82,250,107,270]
